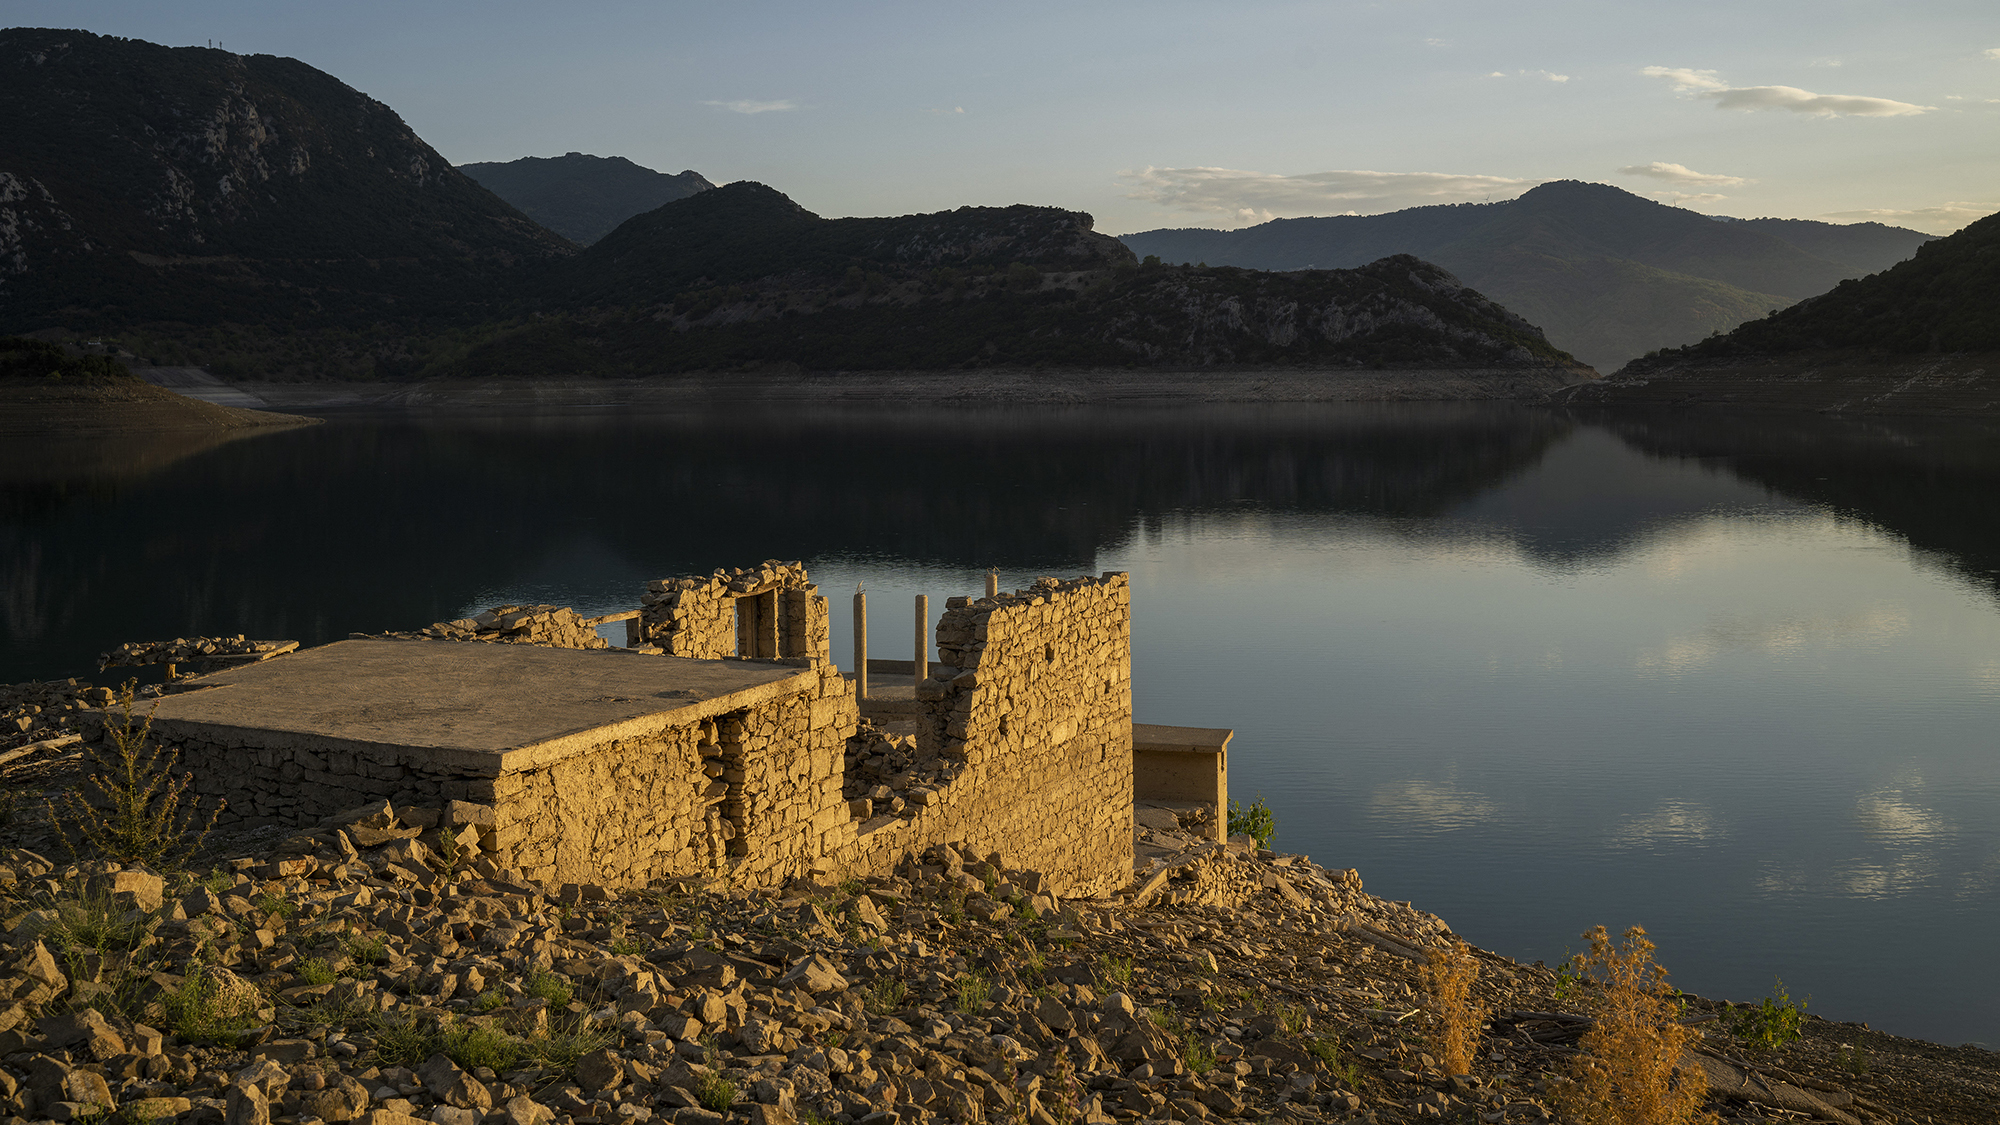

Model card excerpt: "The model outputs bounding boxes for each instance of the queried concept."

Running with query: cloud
[702,99,798,115]
[1490,68,1570,82]
[929,106,966,116]
[1643,66,1932,116]
[1651,190,1729,206]
[1618,161,1748,186]
[1984,47,2000,60]
[1820,201,2000,235]
[1119,166,1541,224]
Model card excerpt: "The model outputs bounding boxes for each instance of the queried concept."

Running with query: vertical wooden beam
[853,586,868,702]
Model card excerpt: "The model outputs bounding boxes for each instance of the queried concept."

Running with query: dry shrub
[49,683,221,868]
[1556,925,1713,1125]
[1419,936,1482,1075]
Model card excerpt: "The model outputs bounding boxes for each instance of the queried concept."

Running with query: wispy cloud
[1643,66,1932,117]
[1984,47,2000,60]
[1821,201,1999,235]
[1618,161,1748,186]
[1653,191,1730,206]
[1119,166,1540,225]
[1488,68,1570,82]
[702,98,798,115]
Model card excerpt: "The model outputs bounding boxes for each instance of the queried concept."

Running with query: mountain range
[458,152,712,245]
[1564,207,2000,413]
[1119,183,1932,373]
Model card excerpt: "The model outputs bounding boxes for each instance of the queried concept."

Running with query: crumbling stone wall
[413,605,610,649]
[168,732,499,830]
[639,562,829,663]
[491,662,859,888]
[807,573,1135,897]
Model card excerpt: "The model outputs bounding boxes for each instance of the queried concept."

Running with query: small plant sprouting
[1098,953,1135,987]
[1726,977,1808,1052]
[1554,925,1709,1125]
[1307,1036,1365,1088]
[347,935,389,965]
[296,957,337,987]
[865,977,907,1015]
[1275,1001,1310,1036]
[956,969,992,1014]
[695,1071,737,1113]
[1419,937,1483,1076]
[1227,794,1277,850]
[523,969,573,1007]
[48,683,224,869]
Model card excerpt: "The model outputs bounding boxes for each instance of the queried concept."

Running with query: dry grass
[1419,936,1483,1075]
[1555,925,1714,1125]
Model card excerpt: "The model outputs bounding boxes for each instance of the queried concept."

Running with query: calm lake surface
[4,401,1998,1047]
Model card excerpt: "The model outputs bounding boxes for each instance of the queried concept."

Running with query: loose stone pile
[407,609,611,651]
[100,638,295,672]
[839,724,951,822]
[0,682,112,753]
[0,802,1950,1125]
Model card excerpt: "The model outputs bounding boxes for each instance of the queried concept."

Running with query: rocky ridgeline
[406,610,611,652]
[0,789,1976,1125]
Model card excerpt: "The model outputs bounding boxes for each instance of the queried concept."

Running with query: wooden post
[914,594,928,685]
[985,570,999,598]
[853,586,868,702]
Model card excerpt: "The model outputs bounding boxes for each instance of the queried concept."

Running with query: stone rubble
[0,798,1956,1125]
[401,609,612,652]
[100,638,298,675]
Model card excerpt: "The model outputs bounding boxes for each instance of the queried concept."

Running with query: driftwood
[1688,1050,1861,1125]
[0,733,81,768]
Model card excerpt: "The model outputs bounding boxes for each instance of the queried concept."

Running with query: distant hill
[435,182,1588,378]
[1562,210,2000,414]
[458,152,713,245]
[1119,182,1932,372]
[0,27,571,333]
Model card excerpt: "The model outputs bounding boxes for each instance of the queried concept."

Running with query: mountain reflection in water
[3,402,1998,1047]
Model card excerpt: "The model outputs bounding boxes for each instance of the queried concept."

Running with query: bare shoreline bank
[145,366,1592,413]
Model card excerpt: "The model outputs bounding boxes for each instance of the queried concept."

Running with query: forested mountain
[458,152,713,245]
[0,27,571,331]
[1120,182,1932,372]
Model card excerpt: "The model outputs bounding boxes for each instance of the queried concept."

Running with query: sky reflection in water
[2,403,1996,1045]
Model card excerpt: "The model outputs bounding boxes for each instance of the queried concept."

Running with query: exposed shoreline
[141,366,1592,413]
[1564,349,2000,415]
[0,378,323,435]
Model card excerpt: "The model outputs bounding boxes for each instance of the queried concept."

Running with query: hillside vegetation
[458,153,713,245]
[435,183,1581,376]
[1119,182,1932,372]
[0,27,570,331]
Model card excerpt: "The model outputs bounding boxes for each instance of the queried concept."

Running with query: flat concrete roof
[1132,723,1233,753]
[137,639,816,774]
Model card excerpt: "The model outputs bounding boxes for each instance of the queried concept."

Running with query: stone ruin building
[120,563,1229,901]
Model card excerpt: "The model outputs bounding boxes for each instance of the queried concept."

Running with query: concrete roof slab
[134,639,815,773]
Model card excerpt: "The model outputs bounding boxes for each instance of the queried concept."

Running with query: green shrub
[296,958,336,987]
[1727,978,1808,1052]
[523,970,573,1006]
[1227,795,1277,849]
[695,1071,737,1112]
[48,685,222,869]
[956,970,991,1014]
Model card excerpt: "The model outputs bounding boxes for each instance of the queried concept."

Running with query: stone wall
[492,662,859,887]
[639,562,828,663]
[806,573,1135,897]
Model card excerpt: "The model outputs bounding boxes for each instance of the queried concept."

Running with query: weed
[956,969,991,1014]
[159,969,262,1043]
[1551,953,1586,1004]
[1307,1037,1364,1088]
[1182,1032,1216,1074]
[1017,941,1047,975]
[1419,937,1483,1075]
[474,992,507,1013]
[1227,794,1277,849]
[1838,1044,1871,1076]
[607,936,646,956]
[371,1014,446,1068]
[1726,978,1807,1052]
[839,878,865,896]
[865,977,907,1015]
[523,1010,615,1072]
[523,970,573,1007]
[695,1071,737,1112]
[1098,953,1135,987]
[47,684,222,869]
[1276,1002,1310,1035]
[1553,926,1710,1125]
[1045,1045,1081,1125]
[444,1021,522,1072]
[253,892,295,919]
[296,958,336,987]
[819,1030,846,1049]
[347,935,389,965]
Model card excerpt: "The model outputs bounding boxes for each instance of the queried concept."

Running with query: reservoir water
[4,402,1997,1047]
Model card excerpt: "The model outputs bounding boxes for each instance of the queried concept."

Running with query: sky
[8,0,1998,235]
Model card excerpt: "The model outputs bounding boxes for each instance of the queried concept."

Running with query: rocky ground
[0,768,1994,1125]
